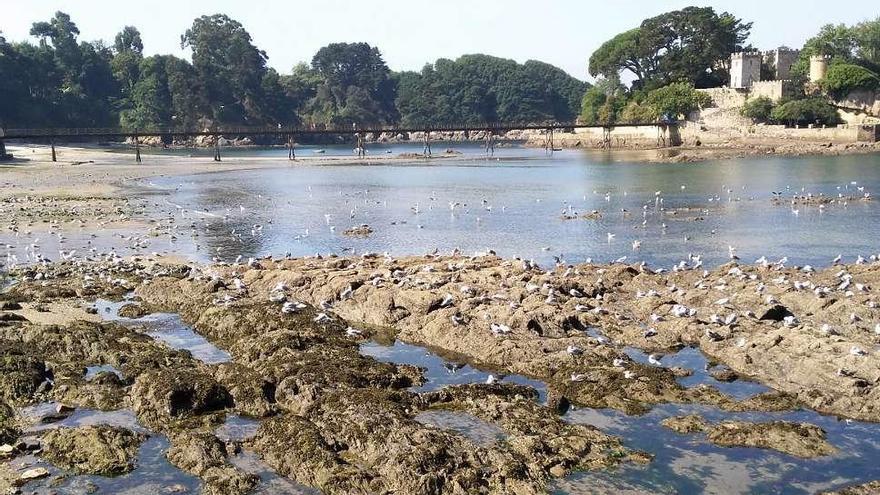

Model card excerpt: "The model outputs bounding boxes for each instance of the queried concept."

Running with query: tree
[820,63,880,98]
[114,26,143,54]
[306,42,397,126]
[644,82,711,120]
[854,18,880,67]
[395,54,586,127]
[740,96,774,122]
[181,14,270,125]
[770,98,840,125]
[589,7,751,89]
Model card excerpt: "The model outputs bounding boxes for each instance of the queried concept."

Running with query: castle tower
[809,55,830,82]
[730,52,761,89]
[764,48,800,80]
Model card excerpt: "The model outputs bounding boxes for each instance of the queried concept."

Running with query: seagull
[850,346,868,356]
[314,312,332,323]
[440,293,454,307]
[567,345,583,355]
[345,326,362,337]
[486,374,498,385]
[648,354,662,366]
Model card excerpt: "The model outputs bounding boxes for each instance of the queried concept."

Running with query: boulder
[131,368,232,428]
[41,425,147,475]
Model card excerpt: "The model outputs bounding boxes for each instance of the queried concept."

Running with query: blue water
[94,299,231,364]
[360,340,549,402]
[139,145,880,268]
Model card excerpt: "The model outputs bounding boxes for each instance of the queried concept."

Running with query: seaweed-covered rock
[212,363,276,418]
[0,343,48,405]
[706,420,836,458]
[117,303,150,319]
[661,414,708,434]
[0,401,18,445]
[131,368,232,428]
[41,425,147,475]
[166,432,257,495]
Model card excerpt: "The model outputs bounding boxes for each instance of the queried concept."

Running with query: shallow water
[360,339,548,401]
[128,145,880,269]
[11,405,199,494]
[555,403,880,495]
[625,346,771,400]
[94,299,232,364]
[358,336,880,494]
[215,415,320,494]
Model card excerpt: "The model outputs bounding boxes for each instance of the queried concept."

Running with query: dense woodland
[1,8,879,132]
[0,12,586,130]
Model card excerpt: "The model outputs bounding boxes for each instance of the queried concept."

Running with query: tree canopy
[395,54,587,127]
[0,12,586,131]
[589,7,751,89]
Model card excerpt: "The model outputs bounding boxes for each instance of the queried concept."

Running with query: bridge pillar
[602,127,612,149]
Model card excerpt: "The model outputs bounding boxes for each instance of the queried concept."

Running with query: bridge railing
[3,121,675,139]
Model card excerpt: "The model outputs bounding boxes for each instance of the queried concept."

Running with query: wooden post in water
[51,139,57,162]
[485,131,495,157]
[288,134,295,160]
[213,136,221,162]
[602,126,612,149]
[549,128,555,154]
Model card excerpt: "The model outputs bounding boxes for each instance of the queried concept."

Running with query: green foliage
[770,98,841,125]
[644,83,711,119]
[589,7,751,89]
[304,42,397,126]
[395,54,587,127]
[820,63,880,98]
[1,11,585,131]
[619,100,657,123]
[740,96,774,122]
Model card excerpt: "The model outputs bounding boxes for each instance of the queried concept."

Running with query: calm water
[139,144,880,268]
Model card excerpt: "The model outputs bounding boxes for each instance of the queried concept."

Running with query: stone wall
[697,88,748,109]
[750,80,796,102]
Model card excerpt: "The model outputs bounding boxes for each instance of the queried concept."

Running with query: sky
[1,0,877,81]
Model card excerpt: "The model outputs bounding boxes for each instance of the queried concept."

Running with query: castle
[728,48,829,101]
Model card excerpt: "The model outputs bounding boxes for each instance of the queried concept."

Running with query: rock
[0,343,48,405]
[131,368,232,428]
[661,414,708,433]
[41,425,147,476]
[166,432,257,495]
[706,420,836,458]
[117,303,150,319]
[342,224,373,238]
[709,367,739,382]
[16,467,50,485]
[0,301,22,310]
[821,480,880,495]
[212,363,275,418]
[0,401,18,445]
[759,304,794,322]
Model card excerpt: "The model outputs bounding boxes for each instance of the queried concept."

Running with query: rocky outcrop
[131,368,232,429]
[662,415,836,458]
[41,425,147,475]
[166,431,257,495]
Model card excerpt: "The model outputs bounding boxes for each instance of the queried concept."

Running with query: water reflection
[150,146,880,268]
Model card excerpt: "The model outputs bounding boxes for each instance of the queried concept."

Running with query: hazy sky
[1,0,877,81]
